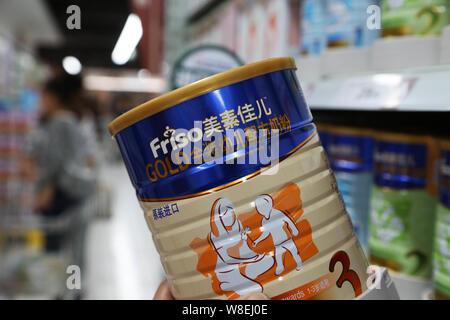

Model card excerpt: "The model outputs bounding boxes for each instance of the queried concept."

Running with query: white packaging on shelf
[237,0,265,63]
[260,0,301,59]
[390,272,433,300]
[219,1,239,53]
[371,36,440,71]
[441,26,450,64]
[321,47,370,77]
[356,266,400,300]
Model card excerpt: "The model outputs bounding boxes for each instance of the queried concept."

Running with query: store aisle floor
[84,164,164,299]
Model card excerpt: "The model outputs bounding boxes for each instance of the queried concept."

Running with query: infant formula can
[328,126,374,253]
[108,58,369,300]
[434,139,450,300]
[369,132,439,279]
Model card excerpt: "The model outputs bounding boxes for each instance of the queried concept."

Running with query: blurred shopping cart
[0,193,102,300]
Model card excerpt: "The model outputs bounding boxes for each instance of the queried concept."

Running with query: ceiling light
[62,56,82,75]
[111,14,143,65]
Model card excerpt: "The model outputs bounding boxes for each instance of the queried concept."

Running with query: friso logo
[145,121,281,183]
[149,121,279,166]
[150,125,202,159]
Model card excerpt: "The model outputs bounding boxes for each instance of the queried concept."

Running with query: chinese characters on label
[203,98,272,138]
[152,203,180,220]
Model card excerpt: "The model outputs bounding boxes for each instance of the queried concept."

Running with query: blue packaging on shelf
[328,126,375,251]
[301,0,327,56]
[326,0,381,48]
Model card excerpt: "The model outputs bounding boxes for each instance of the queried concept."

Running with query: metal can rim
[108,57,296,136]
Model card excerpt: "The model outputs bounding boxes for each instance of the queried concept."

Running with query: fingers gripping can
[108,58,369,300]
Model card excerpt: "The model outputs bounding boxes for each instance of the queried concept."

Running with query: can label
[190,182,320,299]
[141,134,368,300]
[369,137,438,278]
[115,69,315,201]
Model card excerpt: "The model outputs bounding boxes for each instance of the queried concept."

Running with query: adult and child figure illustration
[190,183,318,298]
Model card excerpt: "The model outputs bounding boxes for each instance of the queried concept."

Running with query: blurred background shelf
[305,65,450,112]
[187,0,229,25]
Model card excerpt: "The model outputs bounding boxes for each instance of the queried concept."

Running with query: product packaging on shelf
[369,132,439,281]
[219,1,239,53]
[433,139,450,300]
[328,126,375,253]
[382,0,450,37]
[238,0,265,63]
[261,0,301,59]
[441,25,450,64]
[301,0,327,56]
[108,57,370,300]
[319,0,379,76]
[326,0,381,48]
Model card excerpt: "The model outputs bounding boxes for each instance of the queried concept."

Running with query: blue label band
[374,140,428,189]
[115,69,316,201]
[329,133,374,172]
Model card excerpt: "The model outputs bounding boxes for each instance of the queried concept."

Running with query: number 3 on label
[329,251,362,297]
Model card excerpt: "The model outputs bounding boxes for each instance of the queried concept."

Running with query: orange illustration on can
[190,183,319,299]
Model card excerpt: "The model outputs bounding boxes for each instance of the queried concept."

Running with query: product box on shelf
[326,0,381,48]
[261,0,301,59]
[301,0,327,56]
[382,0,450,37]
[433,139,450,300]
[328,126,375,253]
[237,0,265,63]
[369,132,439,287]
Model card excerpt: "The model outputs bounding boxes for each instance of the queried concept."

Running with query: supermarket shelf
[390,273,433,300]
[305,65,450,112]
[187,0,229,25]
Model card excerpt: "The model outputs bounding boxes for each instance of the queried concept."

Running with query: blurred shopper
[23,74,96,253]
[74,95,100,170]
